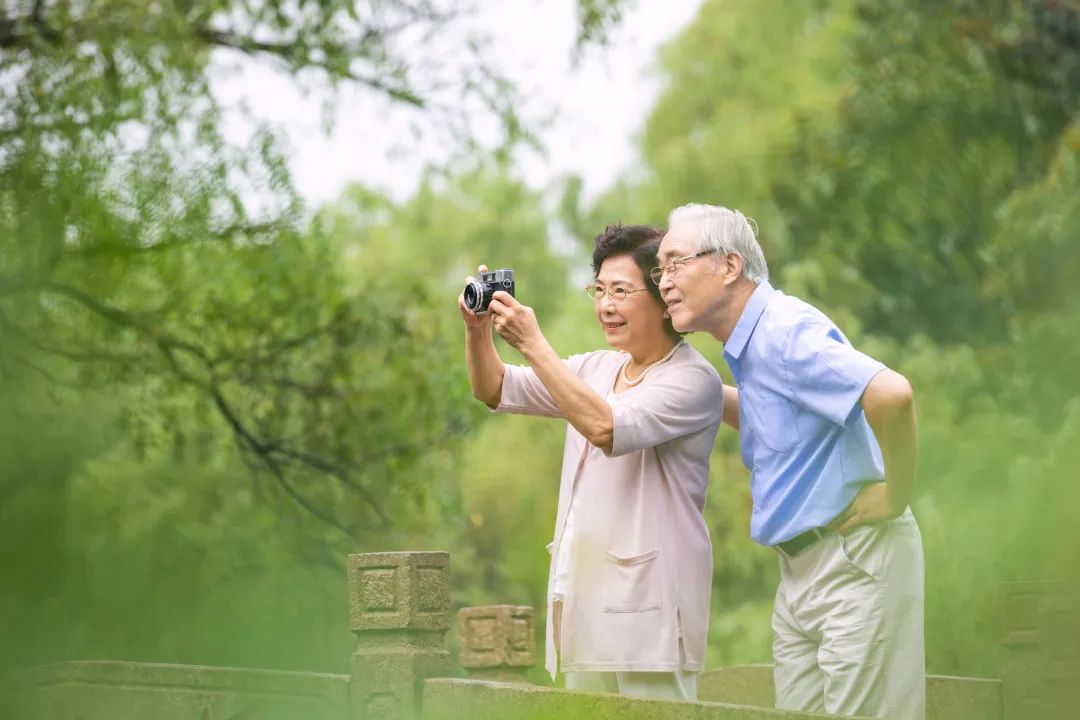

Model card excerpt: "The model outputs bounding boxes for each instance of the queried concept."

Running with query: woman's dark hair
[592,223,683,341]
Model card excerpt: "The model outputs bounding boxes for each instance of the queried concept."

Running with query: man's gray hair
[667,204,769,284]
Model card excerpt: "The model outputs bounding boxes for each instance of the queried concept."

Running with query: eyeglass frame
[584,284,652,303]
[649,249,719,285]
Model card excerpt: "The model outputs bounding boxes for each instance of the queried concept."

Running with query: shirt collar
[724,280,777,360]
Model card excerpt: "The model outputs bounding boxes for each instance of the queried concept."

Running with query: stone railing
[697,664,1003,720]
[422,677,853,720]
[999,580,1079,720]
[347,551,454,720]
[457,605,534,683]
[3,552,1075,720]
[3,660,349,720]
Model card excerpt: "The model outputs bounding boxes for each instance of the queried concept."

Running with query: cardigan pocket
[601,549,662,613]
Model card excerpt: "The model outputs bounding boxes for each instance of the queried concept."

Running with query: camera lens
[463,281,482,311]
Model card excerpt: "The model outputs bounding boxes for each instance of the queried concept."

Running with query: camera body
[463,268,515,315]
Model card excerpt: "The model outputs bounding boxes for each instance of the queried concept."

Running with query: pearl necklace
[620,340,684,387]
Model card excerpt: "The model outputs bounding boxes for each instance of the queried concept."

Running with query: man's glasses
[584,285,651,303]
[649,250,718,285]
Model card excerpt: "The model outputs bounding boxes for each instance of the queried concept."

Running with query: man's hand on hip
[828,482,905,535]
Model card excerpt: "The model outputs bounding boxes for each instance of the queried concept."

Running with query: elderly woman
[458,224,725,701]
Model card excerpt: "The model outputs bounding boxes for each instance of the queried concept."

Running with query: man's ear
[723,252,744,287]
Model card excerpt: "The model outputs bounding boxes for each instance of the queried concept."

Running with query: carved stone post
[348,552,453,720]
[1001,581,1079,720]
[457,605,535,683]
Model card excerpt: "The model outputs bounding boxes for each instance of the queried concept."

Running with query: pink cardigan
[495,343,724,677]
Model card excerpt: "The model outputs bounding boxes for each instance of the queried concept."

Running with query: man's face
[656,220,725,333]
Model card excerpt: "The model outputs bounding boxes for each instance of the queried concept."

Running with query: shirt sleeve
[608,362,724,457]
[781,320,886,427]
[493,353,591,418]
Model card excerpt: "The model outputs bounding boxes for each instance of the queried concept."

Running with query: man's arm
[834,368,918,534]
[722,384,740,430]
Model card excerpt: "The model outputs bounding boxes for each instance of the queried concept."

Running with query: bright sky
[211,1,703,209]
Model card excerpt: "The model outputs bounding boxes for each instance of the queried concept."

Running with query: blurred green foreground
[1,0,1077,682]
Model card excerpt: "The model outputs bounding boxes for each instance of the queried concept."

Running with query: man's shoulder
[756,292,833,344]
[764,291,832,327]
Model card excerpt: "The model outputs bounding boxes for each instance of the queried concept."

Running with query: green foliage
[0,157,571,670]
[767,1,1070,343]
[2,0,1078,685]
[574,0,629,51]
[0,0,604,673]
[580,0,1080,677]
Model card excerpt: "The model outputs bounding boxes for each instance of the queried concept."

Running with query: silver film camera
[463,268,515,315]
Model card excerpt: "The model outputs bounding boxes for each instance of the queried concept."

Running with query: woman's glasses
[584,285,651,303]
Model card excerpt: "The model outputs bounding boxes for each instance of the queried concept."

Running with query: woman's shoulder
[566,348,625,376]
[660,342,724,388]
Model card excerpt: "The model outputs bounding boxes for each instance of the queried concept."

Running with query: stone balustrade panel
[3,660,349,720]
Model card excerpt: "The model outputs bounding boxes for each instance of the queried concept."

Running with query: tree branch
[265,443,392,528]
[57,221,285,261]
[194,26,425,106]
[0,308,143,366]
[42,282,213,364]
[2,6,432,106]
[154,339,391,531]
[0,3,60,49]
[239,441,359,541]
[7,281,404,535]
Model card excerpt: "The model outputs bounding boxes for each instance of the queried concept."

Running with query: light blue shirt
[724,282,887,546]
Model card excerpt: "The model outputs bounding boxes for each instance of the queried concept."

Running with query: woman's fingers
[463,262,489,286]
[492,290,516,306]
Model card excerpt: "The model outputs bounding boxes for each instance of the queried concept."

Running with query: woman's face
[593,254,669,352]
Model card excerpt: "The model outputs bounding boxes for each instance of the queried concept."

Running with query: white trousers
[772,509,925,719]
[564,669,698,701]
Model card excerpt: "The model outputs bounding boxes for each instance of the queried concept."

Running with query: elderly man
[654,204,925,720]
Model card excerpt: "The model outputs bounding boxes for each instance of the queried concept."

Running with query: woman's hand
[488,292,544,354]
[458,264,495,332]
